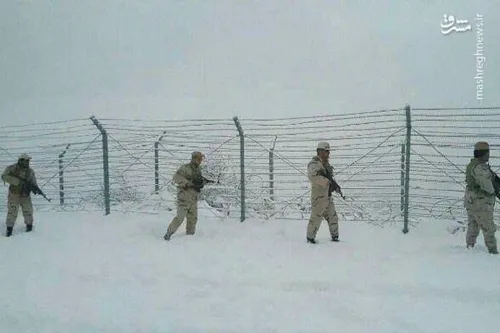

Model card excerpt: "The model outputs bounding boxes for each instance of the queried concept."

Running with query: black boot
[26,225,33,232]
[307,237,316,244]
[331,235,339,242]
[6,227,13,237]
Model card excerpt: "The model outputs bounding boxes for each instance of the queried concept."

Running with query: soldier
[1,153,39,237]
[164,151,207,241]
[306,142,343,244]
[464,141,498,254]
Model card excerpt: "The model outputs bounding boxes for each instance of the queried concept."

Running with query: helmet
[18,153,31,160]
[191,151,204,159]
[474,141,489,151]
[317,142,330,151]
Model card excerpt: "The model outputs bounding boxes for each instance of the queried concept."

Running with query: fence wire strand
[0,106,498,227]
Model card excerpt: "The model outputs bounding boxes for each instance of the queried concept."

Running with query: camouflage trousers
[307,195,338,239]
[165,197,198,237]
[5,192,34,228]
[466,207,497,252]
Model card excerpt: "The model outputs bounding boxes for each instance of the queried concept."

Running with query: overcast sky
[1,0,498,125]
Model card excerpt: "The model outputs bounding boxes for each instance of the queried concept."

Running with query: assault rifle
[12,175,51,202]
[490,167,500,199]
[320,169,345,200]
[192,175,219,192]
[202,176,218,184]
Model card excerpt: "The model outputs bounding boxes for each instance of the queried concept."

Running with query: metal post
[269,136,277,201]
[233,116,245,222]
[155,131,166,193]
[58,144,70,206]
[90,116,110,215]
[403,105,411,233]
[400,142,405,216]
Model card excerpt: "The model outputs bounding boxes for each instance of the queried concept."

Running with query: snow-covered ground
[0,210,498,333]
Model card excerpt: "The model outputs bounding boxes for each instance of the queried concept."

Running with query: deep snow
[0,210,499,333]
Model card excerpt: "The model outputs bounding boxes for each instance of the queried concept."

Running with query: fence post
[269,136,277,201]
[90,116,111,215]
[400,142,405,216]
[58,144,70,206]
[155,131,166,194]
[403,104,411,233]
[233,116,246,222]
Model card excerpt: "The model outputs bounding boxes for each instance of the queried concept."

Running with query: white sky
[1,0,498,125]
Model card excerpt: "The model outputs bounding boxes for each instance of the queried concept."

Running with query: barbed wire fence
[0,105,499,231]
[409,107,500,230]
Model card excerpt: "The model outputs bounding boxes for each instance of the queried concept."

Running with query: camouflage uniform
[306,142,340,242]
[164,152,205,240]
[1,154,38,235]
[464,141,498,254]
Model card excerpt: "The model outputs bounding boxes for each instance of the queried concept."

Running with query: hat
[474,141,489,150]
[191,151,204,159]
[18,153,31,160]
[317,142,330,151]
